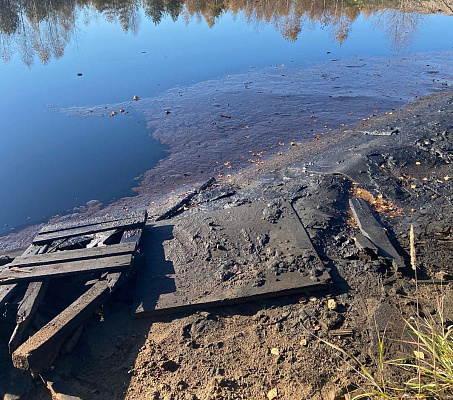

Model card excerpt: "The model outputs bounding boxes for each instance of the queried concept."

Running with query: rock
[267,388,278,400]
[327,299,337,310]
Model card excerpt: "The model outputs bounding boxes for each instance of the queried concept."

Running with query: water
[1,0,453,235]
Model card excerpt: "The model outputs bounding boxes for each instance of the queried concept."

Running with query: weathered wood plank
[10,243,136,268]
[349,198,404,270]
[8,281,49,353]
[33,215,147,245]
[12,280,111,372]
[40,210,146,234]
[0,254,132,285]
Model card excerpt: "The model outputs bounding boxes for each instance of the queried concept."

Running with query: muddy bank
[3,87,451,399]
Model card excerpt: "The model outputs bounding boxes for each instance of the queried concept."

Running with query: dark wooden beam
[40,210,146,234]
[10,242,136,268]
[8,280,49,353]
[12,280,111,372]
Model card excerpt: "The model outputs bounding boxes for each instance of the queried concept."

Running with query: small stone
[267,388,278,400]
[327,299,337,310]
[299,296,307,304]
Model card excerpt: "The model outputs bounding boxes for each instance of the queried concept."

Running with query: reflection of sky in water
[0,3,453,234]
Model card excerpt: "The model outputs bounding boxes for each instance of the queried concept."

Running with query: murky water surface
[1,0,453,235]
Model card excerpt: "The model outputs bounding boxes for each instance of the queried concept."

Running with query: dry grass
[321,225,453,399]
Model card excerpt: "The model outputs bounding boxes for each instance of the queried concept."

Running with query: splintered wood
[0,210,147,374]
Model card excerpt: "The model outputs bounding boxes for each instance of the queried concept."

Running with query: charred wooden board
[134,201,330,317]
[0,254,132,285]
[349,198,404,270]
[10,242,136,268]
[33,212,147,245]
[40,210,147,234]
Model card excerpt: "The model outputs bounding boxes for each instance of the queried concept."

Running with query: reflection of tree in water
[372,0,423,51]
[0,0,428,65]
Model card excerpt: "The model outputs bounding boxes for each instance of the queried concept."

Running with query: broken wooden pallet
[1,210,147,375]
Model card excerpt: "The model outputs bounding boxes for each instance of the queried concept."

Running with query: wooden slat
[10,243,136,268]
[12,280,111,372]
[0,254,132,285]
[0,284,18,307]
[9,281,49,353]
[40,210,146,234]
[33,216,146,245]
[1,244,42,308]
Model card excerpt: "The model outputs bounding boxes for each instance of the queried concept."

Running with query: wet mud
[62,52,452,197]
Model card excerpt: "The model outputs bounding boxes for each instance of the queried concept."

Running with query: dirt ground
[1,90,453,399]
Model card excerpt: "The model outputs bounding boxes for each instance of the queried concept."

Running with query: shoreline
[1,86,452,253]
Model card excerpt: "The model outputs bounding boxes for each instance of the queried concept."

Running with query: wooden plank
[10,243,136,268]
[40,210,146,234]
[349,198,405,270]
[33,216,146,245]
[1,244,42,308]
[9,281,49,353]
[12,280,111,372]
[135,202,330,317]
[107,228,144,290]
[0,284,18,307]
[0,254,132,285]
